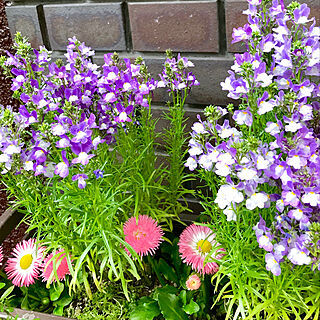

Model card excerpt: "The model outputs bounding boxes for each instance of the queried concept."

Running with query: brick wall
[4,0,320,110]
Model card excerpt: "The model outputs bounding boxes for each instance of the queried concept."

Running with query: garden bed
[0,0,319,319]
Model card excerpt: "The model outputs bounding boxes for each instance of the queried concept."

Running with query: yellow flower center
[197,240,212,253]
[134,229,146,240]
[20,254,33,270]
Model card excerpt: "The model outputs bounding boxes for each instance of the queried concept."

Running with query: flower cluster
[186,0,320,274]
[3,238,70,287]
[158,50,199,93]
[0,35,157,188]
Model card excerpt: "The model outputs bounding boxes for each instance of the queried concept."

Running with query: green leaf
[0,283,5,290]
[154,285,178,301]
[53,305,64,316]
[1,285,14,300]
[49,283,64,301]
[179,290,187,306]
[158,258,179,284]
[158,291,188,320]
[183,299,200,315]
[130,297,160,320]
[53,292,72,308]
[21,295,29,310]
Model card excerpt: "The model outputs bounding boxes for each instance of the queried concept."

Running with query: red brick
[5,5,43,49]
[225,0,248,53]
[43,3,126,51]
[128,1,219,53]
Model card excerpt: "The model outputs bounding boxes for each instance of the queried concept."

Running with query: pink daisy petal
[42,249,71,283]
[123,215,164,257]
[5,239,45,287]
[178,224,225,275]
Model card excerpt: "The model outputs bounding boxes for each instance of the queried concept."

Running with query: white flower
[192,122,206,134]
[189,146,203,157]
[256,156,270,170]
[302,192,320,207]
[208,150,220,162]
[215,162,231,176]
[23,161,34,171]
[104,92,116,103]
[291,209,304,220]
[287,155,304,169]
[220,77,233,91]
[107,72,117,81]
[52,124,66,136]
[276,199,285,212]
[288,248,311,265]
[4,144,20,155]
[277,78,290,89]
[185,157,197,171]
[223,206,237,221]
[119,112,129,122]
[69,95,78,103]
[258,100,276,115]
[246,193,269,210]
[299,104,313,117]
[285,121,302,132]
[265,122,280,135]
[0,153,10,163]
[219,127,234,139]
[123,82,132,91]
[198,154,214,170]
[217,153,235,165]
[237,168,257,180]
[310,154,319,163]
[215,185,244,209]
[299,85,314,98]
[256,73,273,87]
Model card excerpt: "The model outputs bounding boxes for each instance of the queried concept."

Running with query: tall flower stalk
[160,50,199,217]
[186,0,320,318]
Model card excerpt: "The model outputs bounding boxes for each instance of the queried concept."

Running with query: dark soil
[0,0,27,265]
[0,186,28,265]
[0,0,19,109]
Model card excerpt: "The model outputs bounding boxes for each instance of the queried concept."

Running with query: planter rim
[0,207,24,244]
[0,308,74,320]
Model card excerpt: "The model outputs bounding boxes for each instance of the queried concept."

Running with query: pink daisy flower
[5,239,45,287]
[123,215,164,257]
[178,224,225,275]
[42,249,71,283]
[186,274,201,290]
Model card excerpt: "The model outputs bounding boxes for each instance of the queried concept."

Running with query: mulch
[0,186,28,264]
[0,0,19,109]
[0,0,27,264]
